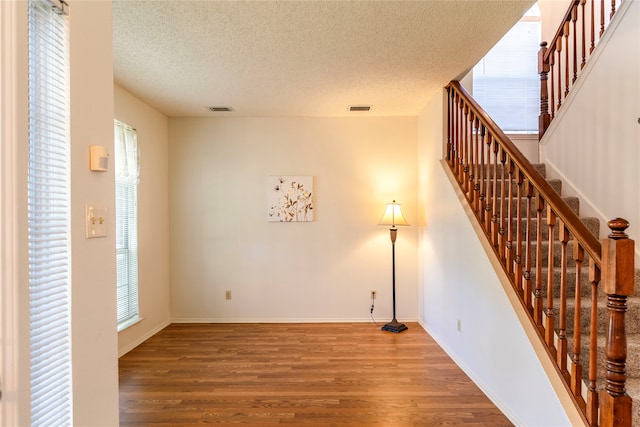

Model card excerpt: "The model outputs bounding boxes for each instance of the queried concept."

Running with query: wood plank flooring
[119,323,513,426]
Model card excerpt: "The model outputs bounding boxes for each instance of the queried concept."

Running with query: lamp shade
[378,200,409,227]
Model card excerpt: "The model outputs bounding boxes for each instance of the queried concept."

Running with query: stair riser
[469,163,546,179]
[474,178,562,196]
[529,240,587,268]
[509,217,600,240]
[560,299,640,336]
[528,265,640,299]
[528,269,593,298]
[567,335,640,381]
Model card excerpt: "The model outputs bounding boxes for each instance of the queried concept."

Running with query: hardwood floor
[119,323,513,426]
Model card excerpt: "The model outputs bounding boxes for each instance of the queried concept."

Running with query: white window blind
[114,120,139,330]
[27,0,72,425]
[472,8,541,133]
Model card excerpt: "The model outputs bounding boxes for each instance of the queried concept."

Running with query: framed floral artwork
[267,175,314,222]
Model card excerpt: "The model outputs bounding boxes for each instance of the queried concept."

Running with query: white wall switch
[85,203,107,238]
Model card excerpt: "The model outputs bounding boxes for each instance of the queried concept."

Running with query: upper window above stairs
[472,5,541,134]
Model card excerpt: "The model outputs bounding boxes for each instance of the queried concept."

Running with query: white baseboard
[118,319,171,357]
[170,317,417,324]
[418,322,524,427]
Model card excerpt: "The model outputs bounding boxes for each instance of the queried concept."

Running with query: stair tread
[478,161,639,420]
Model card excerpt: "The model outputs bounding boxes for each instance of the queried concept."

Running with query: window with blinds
[27,0,72,425]
[114,120,140,331]
[472,7,541,133]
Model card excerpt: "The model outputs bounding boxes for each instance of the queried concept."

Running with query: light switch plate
[85,203,107,238]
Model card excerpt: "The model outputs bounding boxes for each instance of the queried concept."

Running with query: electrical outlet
[225,290,232,300]
[371,290,376,299]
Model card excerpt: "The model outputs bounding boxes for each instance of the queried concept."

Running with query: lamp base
[381,319,408,333]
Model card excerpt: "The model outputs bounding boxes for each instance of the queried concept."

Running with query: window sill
[118,315,143,332]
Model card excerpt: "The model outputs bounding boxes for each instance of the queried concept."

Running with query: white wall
[69,2,120,425]
[417,91,577,426]
[5,1,120,425]
[114,84,172,356]
[7,2,119,424]
[540,0,640,258]
[169,117,418,323]
[3,1,29,423]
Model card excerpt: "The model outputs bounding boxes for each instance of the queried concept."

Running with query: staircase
[445,80,635,426]
[530,163,640,424]
[441,1,635,424]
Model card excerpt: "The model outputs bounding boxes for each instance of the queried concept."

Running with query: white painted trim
[418,320,525,426]
[118,320,170,357]
[170,317,416,324]
[0,1,19,425]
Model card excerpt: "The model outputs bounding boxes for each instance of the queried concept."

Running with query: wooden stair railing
[539,0,621,138]
[446,80,634,427]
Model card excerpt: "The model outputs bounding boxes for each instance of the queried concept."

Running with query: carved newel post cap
[608,218,630,240]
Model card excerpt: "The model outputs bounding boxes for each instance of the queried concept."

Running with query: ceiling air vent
[208,106,233,112]
[349,105,371,112]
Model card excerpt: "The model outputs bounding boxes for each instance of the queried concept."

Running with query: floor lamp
[378,200,408,333]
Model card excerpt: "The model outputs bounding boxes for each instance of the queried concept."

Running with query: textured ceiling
[112,0,534,117]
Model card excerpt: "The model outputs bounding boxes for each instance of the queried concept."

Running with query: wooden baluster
[557,220,570,376]
[472,117,480,211]
[505,162,516,276]
[479,125,487,224]
[514,170,524,293]
[452,93,460,173]
[534,192,545,329]
[538,42,551,139]
[600,0,605,37]
[490,140,499,247]
[570,242,584,402]
[610,0,616,20]
[556,36,563,111]
[599,218,634,427]
[590,0,596,53]
[523,180,534,309]
[587,261,601,425]
[453,92,461,179]
[447,87,453,163]
[545,206,557,354]
[463,104,471,190]
[563,22,570,96]
[497,148,507,260]
[467,110,475,198]
[571,5,578,84]
[458,99,466,184]
[550,47,556,118]
[484,134,494,232]
[581,0,587,69]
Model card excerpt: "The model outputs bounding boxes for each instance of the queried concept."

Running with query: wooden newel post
[538,41,551,140]
[600,218,634,427]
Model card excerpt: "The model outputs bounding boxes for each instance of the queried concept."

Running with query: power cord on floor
[370,295,378,325]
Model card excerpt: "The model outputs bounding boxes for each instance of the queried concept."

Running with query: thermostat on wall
[89,145,109,172]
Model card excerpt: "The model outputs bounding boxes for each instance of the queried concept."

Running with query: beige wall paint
[114,85,172,356]
[540,0,640,260]
[69,2,120,425]
[417,91,574,426]
[2,1,29,423]
[4,2,120,423]
[169,117,418,322]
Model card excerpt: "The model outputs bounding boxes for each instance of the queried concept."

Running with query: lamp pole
[380,201,408,333]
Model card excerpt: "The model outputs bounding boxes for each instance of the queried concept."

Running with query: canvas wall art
[267,175,314,222]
